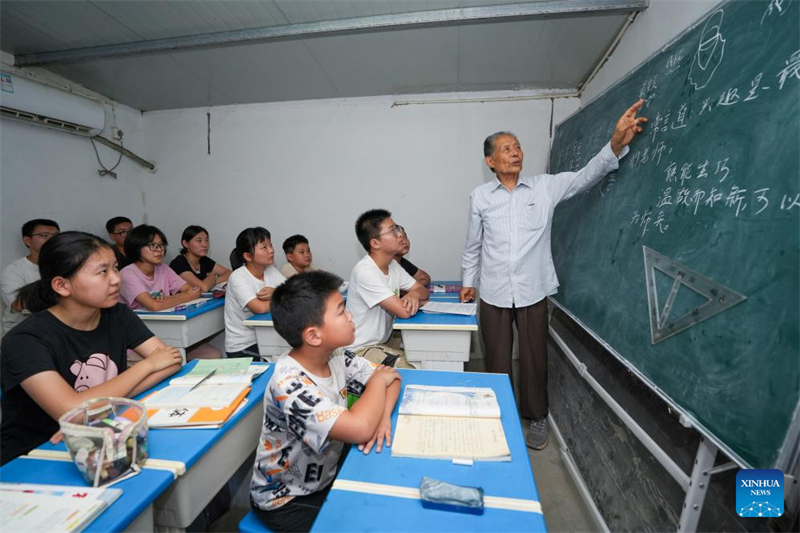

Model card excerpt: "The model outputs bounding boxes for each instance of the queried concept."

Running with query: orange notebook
[146,387,250,428]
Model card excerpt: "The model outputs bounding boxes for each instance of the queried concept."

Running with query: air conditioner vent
[0,73,105,137]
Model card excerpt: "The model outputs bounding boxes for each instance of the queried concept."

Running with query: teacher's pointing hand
[611,99,648,156]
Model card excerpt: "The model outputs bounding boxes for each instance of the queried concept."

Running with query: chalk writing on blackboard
[689,9,725,90]
[777,50,800,90]
[761,0,789,26]
[665,49,687,76]
[639,76,658,106]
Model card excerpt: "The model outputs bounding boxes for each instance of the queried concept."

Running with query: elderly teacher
[460,100,647,450]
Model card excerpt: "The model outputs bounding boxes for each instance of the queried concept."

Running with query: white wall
[581,0,721,104]
[142,94,579,281]
[0,64,148,278]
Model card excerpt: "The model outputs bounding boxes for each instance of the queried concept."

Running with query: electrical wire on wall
[90,134,124,179]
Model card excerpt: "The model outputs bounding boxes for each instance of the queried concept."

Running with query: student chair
[238,510,274,532]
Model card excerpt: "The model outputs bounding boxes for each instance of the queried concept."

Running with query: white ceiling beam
[15,0,648,67]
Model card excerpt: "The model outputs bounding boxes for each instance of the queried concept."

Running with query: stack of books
[143,358,267,428]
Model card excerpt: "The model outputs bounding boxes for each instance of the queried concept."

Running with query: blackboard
[548,0,799,470]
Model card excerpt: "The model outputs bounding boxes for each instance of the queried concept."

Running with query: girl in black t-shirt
[0,232,183,465]
[168,225,231,293]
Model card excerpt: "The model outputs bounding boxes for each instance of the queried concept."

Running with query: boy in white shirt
[1,219,60,335]
[224,227,286,358]
[346,209,428,368]
[280,234,317,278]
[250,271,400,533]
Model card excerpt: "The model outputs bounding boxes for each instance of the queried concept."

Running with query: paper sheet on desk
[392,415,510,461]
[0,483,122,533]
[135,297,210,313]
[143,383,249,409]
[169,364,267,386]
[420,302,477,316]
[399,385,501,418]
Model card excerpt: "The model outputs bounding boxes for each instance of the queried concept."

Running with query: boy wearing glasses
[106,216,134,269]
[1,219,60,335]
[345,209,428,368]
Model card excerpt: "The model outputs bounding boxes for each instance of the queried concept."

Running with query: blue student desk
[313,369,546,532]
[394,303,478,372]
[28,360,274,532]
[247,289,477,369]
[1,455,174,532]
[135,297,226,364]
[246,312,290,362]
[429,280,463,294]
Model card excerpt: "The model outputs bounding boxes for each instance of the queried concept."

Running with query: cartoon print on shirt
[70,353,119,392]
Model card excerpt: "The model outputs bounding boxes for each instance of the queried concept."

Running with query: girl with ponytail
[168,225,231,292]
[1,232,183,464]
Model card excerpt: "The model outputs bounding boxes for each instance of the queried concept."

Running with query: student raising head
[224,227,286,358]
[250,271,400,532]
[119,224,202,311]
[346,209,428,368]
[280,234,316,279]
[169,225,232,292]
[105,216,133,270]
[1,218,60,335]
[0,232,183,464]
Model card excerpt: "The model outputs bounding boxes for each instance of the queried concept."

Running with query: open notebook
[391,385,510,461]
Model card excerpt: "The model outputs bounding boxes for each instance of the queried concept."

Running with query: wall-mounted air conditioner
[0,72,105,137]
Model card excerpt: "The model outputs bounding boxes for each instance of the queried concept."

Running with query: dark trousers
[226,343,260,359]
[252,483,332,533]
[479,298,549,420]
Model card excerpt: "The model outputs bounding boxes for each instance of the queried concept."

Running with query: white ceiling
[0,1,648,111]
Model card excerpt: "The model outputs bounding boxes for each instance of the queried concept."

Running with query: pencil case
[59,397,149,487]
[419,476,484,514]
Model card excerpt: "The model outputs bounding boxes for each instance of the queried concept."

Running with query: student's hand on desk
[49,430,64,445]
[146,346,184,371]
[372,365,400,387]
[187,285,202,298]
[358,417,392,455]
[401,293,420,315]
[256,287,274,301]
[460,287,475,303]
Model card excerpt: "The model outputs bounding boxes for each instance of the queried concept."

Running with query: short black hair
[17,232,113,313]
[282,234,309,254]
[180,225,208,255]
[271,271,343,348]
[355,209,391,252]
[22,219,60,238]
[105,216,132,234]
[124,224,168,262]
[235,227,271,263]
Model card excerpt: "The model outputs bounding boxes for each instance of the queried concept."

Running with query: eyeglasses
[112,228,132,236]
[377,225,404,238]
[30,232,58,239]
[147,242,167,251]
